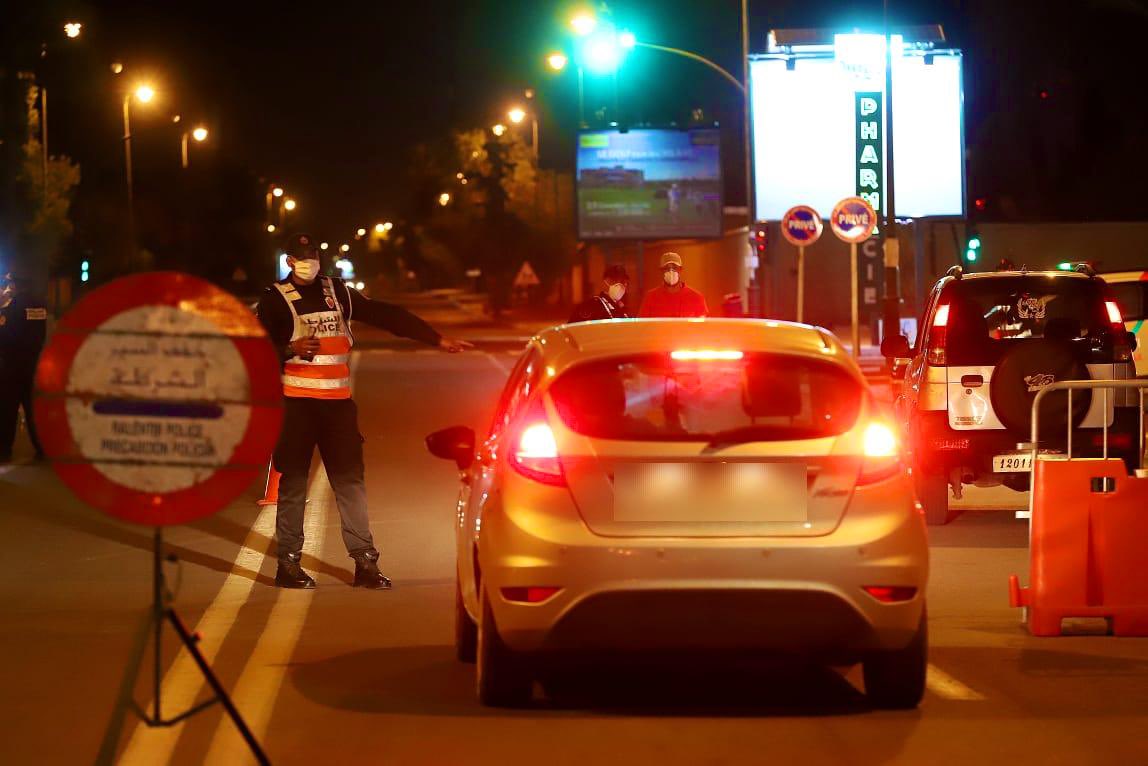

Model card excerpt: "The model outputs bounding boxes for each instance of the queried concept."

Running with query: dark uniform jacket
[0,293,48,377]
[256,277,441,364]
[567,292,631,324]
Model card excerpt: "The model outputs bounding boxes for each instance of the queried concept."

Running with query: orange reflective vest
[275,277,353,399]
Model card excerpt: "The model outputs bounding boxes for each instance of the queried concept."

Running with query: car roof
[530,318,858,378]
[960,270,1092,281]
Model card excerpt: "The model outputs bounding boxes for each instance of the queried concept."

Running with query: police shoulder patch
[25,307,48,320]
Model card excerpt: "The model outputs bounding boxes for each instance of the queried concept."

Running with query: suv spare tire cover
[990,340,1092,436]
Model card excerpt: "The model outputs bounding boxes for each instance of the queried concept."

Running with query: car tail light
[926,304,949,366]
[862,586,918,603]
[1105,300,1124,325]
[508,401,566,486]
[501,586,562,603]
[670,349,744,361]
[858,422,902,484]
[1089,431,1133,450]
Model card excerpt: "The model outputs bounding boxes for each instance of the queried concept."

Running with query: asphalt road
[2,332,1146,765]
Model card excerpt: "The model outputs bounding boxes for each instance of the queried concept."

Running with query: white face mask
[663,270,681,287]
[607,283,626,302]
[292,258,320,283]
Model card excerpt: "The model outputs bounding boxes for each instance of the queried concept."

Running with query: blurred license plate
[993,453,1033,473]
[613,462,807,523]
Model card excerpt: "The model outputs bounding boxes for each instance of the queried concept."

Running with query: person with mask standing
[0,268,48,463]
[256,233,472,589]
[567,264,631,323]
[639,252,708,318]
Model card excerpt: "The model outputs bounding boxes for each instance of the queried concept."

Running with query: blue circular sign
[780,205,824,247]
[830,197,877,244]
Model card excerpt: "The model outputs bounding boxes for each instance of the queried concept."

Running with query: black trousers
[272,397,375,560]
[0,364,43,459]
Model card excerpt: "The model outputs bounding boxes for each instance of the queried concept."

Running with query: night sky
[7,0,1148,244]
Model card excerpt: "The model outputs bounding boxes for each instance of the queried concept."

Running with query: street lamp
[508,107,526,124]
[267,224,276,233]
[38,22,84,203]
[64,22,83,39]
[570,11,596,36]
[320,242,329,250]
[284,198,296,212]
[507,103,539,159]
[546,52,568,71]
[374,223,386,234]
[272,186,284,198]
[438,192,451,207]
[491,123,507,137]
[180,125,208,169]
[280,197,296,229]
[356,227,367,238]
[122,82,157,261]
[340,243,350,253]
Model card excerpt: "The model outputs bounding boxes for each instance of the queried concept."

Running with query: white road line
[202,488,329,764]
[484,352,513,375]
[926,663,986,701]
[116,505,276,766]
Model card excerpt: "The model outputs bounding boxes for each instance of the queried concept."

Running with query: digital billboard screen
[749,42,965,222]
[576,128,723,240]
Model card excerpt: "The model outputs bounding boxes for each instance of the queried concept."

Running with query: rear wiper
[701,425,795,454]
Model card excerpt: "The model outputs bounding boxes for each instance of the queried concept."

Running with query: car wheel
[476,590,533,707]
[455,573,477,663]
[914,464,950,526]
[863,608,927,710]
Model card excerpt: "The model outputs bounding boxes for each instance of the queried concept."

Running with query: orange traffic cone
[257,461,280,506]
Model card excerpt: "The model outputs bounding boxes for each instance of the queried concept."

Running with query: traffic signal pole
[881,0,901,347]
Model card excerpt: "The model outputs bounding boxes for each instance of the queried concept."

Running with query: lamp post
[122,83,155,261]
[37,22,84,203]
[280,197,296,229]
[881,0,902,348]
[266,185,283,231]
[180,126,208,169]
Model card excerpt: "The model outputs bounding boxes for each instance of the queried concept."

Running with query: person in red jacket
[639,252,708,318]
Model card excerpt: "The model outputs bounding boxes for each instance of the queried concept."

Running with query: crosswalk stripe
[926,663,986,701]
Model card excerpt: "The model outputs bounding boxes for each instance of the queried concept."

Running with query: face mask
[607,283,626,302]
[663,270,680,287]
[293,258,320,283]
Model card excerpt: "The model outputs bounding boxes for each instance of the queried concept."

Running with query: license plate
[993,453,1033,473]
[613,462,808,523]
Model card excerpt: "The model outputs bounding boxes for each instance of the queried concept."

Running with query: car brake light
[508,402,566,486]
[859,422,902,484]
[501,586,561,603]
[1105,300,1124,325]
[927,304,949,366]
[670,349,744,361]
[1089,431,1133,450]
[862,586,918,603]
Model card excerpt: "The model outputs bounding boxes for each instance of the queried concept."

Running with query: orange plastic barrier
[1009,458,1148,636]
[256,461,280,506]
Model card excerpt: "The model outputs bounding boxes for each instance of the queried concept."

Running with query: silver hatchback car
[427,319,928,708]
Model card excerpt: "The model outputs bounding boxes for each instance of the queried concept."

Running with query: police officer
[257,233,471,589]
[0,269,47,463]
[567,264,631,323]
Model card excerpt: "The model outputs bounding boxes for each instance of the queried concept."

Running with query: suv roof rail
[945,265,963,280]
[1073,262,1097,277]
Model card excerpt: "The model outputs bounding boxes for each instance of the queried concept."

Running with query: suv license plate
[993,454,1033,473]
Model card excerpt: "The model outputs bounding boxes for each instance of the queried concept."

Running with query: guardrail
[1028,380,1146,464]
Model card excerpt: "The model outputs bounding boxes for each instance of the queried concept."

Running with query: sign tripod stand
[135,527,270,764]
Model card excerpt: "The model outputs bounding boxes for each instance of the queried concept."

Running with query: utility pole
[741,0,759,315]
[122,95,137,263]
[881,0,901,346]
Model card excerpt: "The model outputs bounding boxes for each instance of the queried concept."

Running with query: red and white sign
[780,205,824,248]
[34,273,283,526]
[830,196,877,244]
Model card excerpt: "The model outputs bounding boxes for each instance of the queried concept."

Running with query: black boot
[352,550,392,589]
[275,552,316,589]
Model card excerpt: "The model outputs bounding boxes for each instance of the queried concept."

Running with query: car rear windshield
[549,352,862,441]
[942,277,1115,364]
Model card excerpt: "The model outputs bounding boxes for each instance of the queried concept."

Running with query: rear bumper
[478,474,927,659]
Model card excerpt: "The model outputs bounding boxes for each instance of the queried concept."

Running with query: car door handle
[961,374,984,388]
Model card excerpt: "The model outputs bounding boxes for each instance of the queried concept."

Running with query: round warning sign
[780,205,824,248]
[34,273,283,526]
[830,197,877,244]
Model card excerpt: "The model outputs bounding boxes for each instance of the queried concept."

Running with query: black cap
[284,233,319,258]
[603,264,629,282]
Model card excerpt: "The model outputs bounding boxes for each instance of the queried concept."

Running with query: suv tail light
[858,422,903,484]
[926,304,950,366]
[508,400,566,486]
[862,585,918,603]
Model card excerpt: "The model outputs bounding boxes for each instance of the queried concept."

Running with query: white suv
[884,266,1139,525]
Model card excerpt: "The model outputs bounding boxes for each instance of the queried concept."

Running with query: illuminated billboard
[749,36,965,222]
[576,128,723,240]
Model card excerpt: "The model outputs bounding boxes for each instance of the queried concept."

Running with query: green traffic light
[1057,262,1072,271]
[965,249,977,263]
[968,237,981,250]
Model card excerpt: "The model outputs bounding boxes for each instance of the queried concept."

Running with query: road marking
[116,505,276,766]
[484,352,513,375]
[202,487,329,764]
[926,663,986,701]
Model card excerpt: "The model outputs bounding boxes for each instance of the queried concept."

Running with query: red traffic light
[974,197,987,212]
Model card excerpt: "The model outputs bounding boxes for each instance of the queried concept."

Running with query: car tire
[863,608,927,710]
[455,573,477,663]
[476,590,533,707]
[914,464,950,526]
